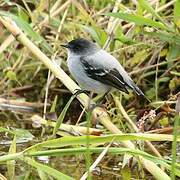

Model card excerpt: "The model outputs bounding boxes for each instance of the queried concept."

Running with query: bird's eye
[77,44,82,48]
[75,44,83,50]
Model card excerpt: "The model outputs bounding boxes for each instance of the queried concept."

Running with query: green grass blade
[0,127,15,134]
[50,95,58,112]
[80,25,101,44]
[171,115,180,180]
[167,44,180,65]
[24,133,180,151]
[138,0,169,28]
[85,110,92,180]
[174,0,180,26]
[0,11,53,53]
[37,168,49,180]
[25,147,180,177]
[22,157,74,180]
[80,25,107,46]
[0,153,22,162]
[106,12,169,31]
[145,31,180,45]
[7,136,16,180]
[52,95,75,136]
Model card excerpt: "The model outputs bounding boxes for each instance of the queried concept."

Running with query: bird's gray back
[87,50,131,82]
[86,50,143,95]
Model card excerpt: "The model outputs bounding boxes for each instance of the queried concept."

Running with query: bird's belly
[67,57,110,94]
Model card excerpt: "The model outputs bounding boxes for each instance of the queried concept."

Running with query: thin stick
[31,114,102,135]
[103,0,122,50]
[0,35,15,54]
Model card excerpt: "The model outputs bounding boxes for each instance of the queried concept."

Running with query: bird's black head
[61,38,98,55]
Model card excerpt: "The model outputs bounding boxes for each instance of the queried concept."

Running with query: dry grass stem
[31,114,102,136]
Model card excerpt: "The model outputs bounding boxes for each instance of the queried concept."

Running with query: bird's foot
[73,89,89,97]
[88,102,106,111]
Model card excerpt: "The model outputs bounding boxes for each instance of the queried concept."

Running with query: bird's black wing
[80,57,129,94]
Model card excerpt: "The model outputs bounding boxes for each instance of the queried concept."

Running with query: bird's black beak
[60,44,69,48]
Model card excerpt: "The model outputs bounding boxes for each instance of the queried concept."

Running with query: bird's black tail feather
[131,83,151,103]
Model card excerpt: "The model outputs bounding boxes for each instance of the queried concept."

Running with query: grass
[0,0,179,179]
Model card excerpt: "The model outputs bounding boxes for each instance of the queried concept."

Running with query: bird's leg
[73,89,108,111]
[88,91,110,111]
[96,91,110,106]
[87,91,95,111]
[73,89,96,110]
[73,89,89,97]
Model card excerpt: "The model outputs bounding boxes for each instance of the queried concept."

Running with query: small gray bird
[62,38,147,99]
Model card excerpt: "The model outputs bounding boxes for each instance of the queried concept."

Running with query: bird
[61,38,148,101]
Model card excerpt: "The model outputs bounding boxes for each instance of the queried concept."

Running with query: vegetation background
[0,0,179,179]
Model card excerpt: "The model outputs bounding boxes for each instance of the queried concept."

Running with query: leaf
[160,48,168,57]
[171,115,180,179]
[167,44,180,62]
[106,12,168,31]
[6,71,17,81]
[170,71,180,76]
[25,133,180,151]
[0,11,53,53]
[50,95,58,112]
[0,127,15,134]
[115,35,138,45]
[0,128,34,145]
[25,147,180,177]
[158,77,170,84]
[17,6,30,22]
[145,87,156,100]
[129,49,149,66]
[81,25,100,43]
[7,136,16,180]
[169,77,180,94]
[52,96,75,136]
[23,157,74,180]
[80,25,107,46]
[169,78,178,90]
[159,117,169,127]
[121,166,131,180]
[0,152,22,162]
[12,128,34,142]
[174,0,180,26]
[138,0,168,27]
[3,127,33,138]
[37,168,49,180]
[145,31,180,45]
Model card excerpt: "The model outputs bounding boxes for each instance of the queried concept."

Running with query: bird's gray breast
[67,55,111,93]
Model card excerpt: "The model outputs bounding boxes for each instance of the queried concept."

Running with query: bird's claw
[73,89,89,97]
